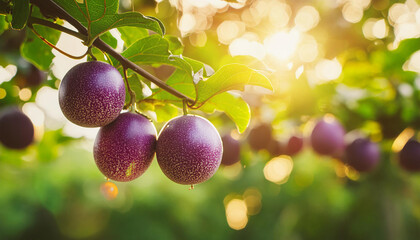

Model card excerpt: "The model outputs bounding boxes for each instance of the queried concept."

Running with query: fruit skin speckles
[58,61,125,128]
[156,115,223,185]
[94,112,157,182]
[0,107,34,149]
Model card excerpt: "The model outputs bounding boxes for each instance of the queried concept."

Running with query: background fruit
[221,133,241,166]
[286,135,304,156]
[343,138,380,172]
[266,139,284,157]
[0,107,34,149]
[247,123,272,151]
[399,139,420,172]
[156,115,222,185]
[58,61,125,127]
[310,118,346,156]
[14,64,46,88]
[94,112,157,182]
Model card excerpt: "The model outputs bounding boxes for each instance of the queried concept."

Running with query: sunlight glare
[264,30,300,61]
[295,6,320,32]
[372,19,388,39]
[179,13,196,35]
[392,128,415,152]
[217,21,245,45]
[342,3,363,23]
[229,38,265,60]
[315,58,342,82]
[269,2,291,28]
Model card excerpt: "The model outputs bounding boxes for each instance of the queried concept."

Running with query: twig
[29,0,195,104]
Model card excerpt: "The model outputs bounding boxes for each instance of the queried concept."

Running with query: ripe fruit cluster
[310,117,381,172]
[247,123,304,157]
[58,61,223,186]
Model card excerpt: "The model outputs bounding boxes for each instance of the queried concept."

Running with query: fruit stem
[30,0,195,105]
[183,99,188,116]
[123,68,137,112]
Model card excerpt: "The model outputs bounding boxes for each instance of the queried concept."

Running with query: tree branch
[29,0,195,104]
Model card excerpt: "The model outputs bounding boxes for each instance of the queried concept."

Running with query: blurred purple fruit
[221,134,241,166]
[310,118,345,156]
[0,107,34,149]
[248,123,272,151]
[344,138,380,172]
[399,139,420,172]
[286,135,304,156]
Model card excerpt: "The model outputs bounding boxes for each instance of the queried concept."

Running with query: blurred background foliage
[3,0,420,239]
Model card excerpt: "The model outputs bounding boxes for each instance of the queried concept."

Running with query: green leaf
[0,15,9,35]
[118,26,148,48]
[53,0,164,44]
[20,23,61,70]
[164,35,183,55]
[202,92,251,133]
[100,31,118,48]
[149,70,251,132]
[124,74,149,105]
[194,64,272,107]
[184,57,214,77]
[119,35,193,75]
[137,101,179,122]
[151,69,195,103]
[11,0,29,29]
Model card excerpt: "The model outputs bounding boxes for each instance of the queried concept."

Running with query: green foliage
[52,0,164,45]
[119,35,193,74]
[11,0,29,29]
[117,26,148,47]
[194,64,272,106]
[20,24,61,70]
[0,15,8,35]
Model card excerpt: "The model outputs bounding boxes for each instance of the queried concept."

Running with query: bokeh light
[225,199,248,230]
[100,182,119,200]
[18,88,32,101]
[263,156,294,184]
[294,6,320,32]
[315,58,342,83]
[392,128,415,152]
[264,30,300,61]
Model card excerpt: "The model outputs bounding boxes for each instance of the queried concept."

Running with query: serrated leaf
[119,35,193,75]
[53,0,164,44]
[118,26,148,48]
[11,0,29,29]
[194,64,272,107]
[20,22,61,70]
